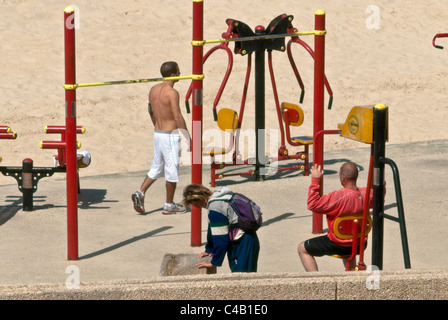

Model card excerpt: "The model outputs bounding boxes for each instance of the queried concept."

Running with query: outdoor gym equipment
[189,3,336,247]
[0,125,17,140]
[4,5,410,268]
[61,4,330,250]
[337,104,410,270]
[38,4,340,257]
[0,125,17,164]
[433,33,448,49]
[186,13,333,187]
[60,6,204,259]
[0,125,86,212]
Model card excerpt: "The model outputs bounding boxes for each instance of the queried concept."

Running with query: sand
[1,0,447,182]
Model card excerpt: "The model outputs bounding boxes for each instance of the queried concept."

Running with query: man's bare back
[148,82,185,132]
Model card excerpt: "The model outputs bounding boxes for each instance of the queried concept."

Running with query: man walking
[132,61,191,215]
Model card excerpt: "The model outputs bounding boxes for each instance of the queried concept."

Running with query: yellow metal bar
[64,74,203,90]
[203,30,326,45]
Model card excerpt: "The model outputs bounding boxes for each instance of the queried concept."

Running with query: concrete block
[160,253,217,276]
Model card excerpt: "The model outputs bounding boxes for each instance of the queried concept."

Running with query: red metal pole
[64,7,79,260]
[268,51,286,149]
[191,0,204,246]
[312,10,326,234]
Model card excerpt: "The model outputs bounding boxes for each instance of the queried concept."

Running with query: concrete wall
[0,269,447,300]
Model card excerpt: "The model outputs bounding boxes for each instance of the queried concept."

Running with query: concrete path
[0,139,447,300]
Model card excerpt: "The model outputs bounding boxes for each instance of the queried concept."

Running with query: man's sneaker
[162,202,187,215]
[131,191,145,214]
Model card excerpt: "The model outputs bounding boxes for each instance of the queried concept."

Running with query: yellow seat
[203,108,239,186]
[331,213,373,271]
[203,108,238,156]
[281,102,313,174]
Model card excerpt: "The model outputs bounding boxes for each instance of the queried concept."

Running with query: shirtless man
[132,61,191,215]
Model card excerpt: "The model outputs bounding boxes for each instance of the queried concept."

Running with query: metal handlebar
[433,33,448,49]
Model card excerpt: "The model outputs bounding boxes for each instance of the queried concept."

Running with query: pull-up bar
[62,5,205,259]
[193,29,326,46]
[64,74,204,90]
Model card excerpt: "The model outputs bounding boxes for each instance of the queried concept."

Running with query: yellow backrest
[338,105,375,144]
[281,102,305,127]
[217,108,239,132]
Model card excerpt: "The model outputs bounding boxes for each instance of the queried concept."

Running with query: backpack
[227,193,263,234]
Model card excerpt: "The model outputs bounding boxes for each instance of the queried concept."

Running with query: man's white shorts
[147,131,181,183]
